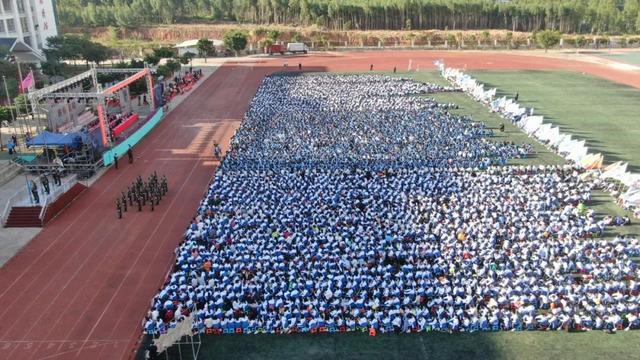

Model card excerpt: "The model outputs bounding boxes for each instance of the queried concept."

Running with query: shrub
[535,30,562,52]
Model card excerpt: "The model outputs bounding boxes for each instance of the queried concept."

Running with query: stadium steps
[0,160,22,187]
[4,206,42,227]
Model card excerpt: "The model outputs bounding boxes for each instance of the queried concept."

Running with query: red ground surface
[0,51,637,360]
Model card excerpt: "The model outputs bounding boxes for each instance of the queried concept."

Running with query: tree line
[58,0,640,34]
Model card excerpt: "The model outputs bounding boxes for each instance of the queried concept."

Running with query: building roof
[0,37,17,49]
[0,37,45,63]
[175,39,224,48]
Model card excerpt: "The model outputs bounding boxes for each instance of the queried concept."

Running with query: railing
[0,186,32,227]
[0,173,80,226]
[38,174,79,221]
[22,160,103,174]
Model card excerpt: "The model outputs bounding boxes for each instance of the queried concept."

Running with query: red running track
[0,51,638,360]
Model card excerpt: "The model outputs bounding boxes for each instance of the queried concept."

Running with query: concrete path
[0,173,41,267]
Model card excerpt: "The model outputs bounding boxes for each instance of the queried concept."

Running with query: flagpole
[15,61,31,154]
[2,75,16,152]
[5,73,32,203]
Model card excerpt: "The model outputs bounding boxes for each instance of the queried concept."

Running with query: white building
[174,39,224,56]
[0,0,58,62]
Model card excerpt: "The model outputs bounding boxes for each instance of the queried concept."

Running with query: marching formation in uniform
[117,172,168,218]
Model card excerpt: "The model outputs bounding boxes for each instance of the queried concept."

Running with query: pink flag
[21,71,34,91]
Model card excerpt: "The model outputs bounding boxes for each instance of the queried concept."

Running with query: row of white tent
[434,60,640,211]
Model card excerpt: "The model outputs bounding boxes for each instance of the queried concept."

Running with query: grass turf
[142,70,640,360]
[597,51,640,66]
[145,331,640,360]
[467,70,640,173]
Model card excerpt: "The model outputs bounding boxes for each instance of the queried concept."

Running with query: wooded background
[58,0,640,35]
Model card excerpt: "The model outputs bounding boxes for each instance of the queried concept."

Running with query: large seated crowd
[145,74,640,336]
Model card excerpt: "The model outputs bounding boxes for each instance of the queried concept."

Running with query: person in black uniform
[161,175,168,195]
[116,198,122,219]
[113,153,119,169]
[52,169,61,186]
[127,145,133,164]
[40,173,50,195]
[121,192,128,212]
[30,180,39,204]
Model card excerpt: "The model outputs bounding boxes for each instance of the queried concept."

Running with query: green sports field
[598,51,640,66]
[468,70,640,173]
[141,69,640,360]
[143,330,640,360]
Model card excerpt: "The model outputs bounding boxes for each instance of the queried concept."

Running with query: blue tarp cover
[26,131,84,147]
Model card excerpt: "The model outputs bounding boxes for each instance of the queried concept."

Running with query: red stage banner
[97,104,109,146]
[112,113,139,137]
[104,69,150,95]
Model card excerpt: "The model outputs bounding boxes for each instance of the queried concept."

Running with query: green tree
[144,53,161,66]
[165,59,182,73]
[156,64,171,77]
[0,106,15,123]
[405,18,412,31]
[299,0,310,25]
[52,0,640,35]
[223,30,249,56]
[153,47,176,58]
[535,30,562,52]
[196,38,215,62]
[82,42,112,66]
[505,32,513,48]
[291,32,302,42]
[13,94,30,115]
[180,52,196,65]
[107,26,121,42]
[480,31,491,45]
[266,30,281,42]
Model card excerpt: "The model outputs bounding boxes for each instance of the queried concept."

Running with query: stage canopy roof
[26,131,85,147]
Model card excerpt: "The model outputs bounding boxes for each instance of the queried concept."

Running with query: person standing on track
[214,143,221,159]
[161,175,168,195]
[116,198,122,219]
[121,192,128,212]
[127,145,134,164]
[113,153,119,169]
